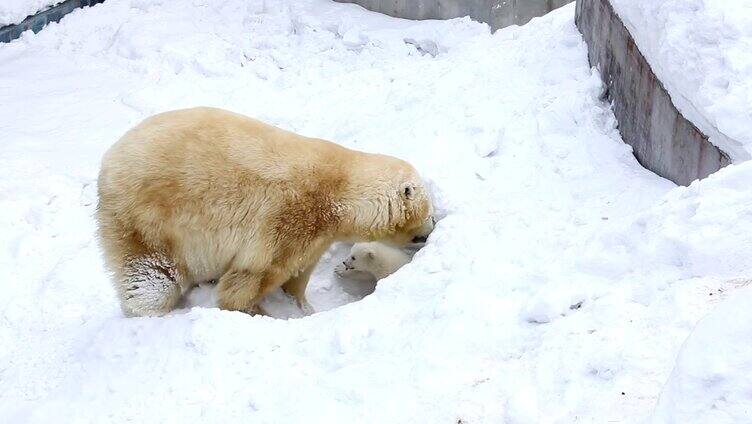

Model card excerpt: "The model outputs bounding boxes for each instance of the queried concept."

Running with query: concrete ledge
[576,0,729,185]
[0,0,105,43]
[336,0,573,30]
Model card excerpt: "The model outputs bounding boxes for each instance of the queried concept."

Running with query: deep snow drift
[611,0,752,161]
[1,1,751,422]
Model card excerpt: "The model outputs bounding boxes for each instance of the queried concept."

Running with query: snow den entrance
[181,242,418,319]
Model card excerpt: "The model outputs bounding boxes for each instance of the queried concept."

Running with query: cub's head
[339,242,379,274]
[335,241,406,280]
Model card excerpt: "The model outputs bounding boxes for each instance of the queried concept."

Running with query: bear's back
[105,107,348,181]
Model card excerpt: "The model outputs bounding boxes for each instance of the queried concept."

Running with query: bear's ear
[400,182,415,200]
[365,250,375,260]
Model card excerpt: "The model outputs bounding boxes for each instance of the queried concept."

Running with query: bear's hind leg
[119,253,182,317]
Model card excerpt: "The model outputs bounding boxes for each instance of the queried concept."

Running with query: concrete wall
[0,0,105,43]
[576,0,729,185]
[336,0,573,30]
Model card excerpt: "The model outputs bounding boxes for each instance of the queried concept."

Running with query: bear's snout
[410,215,436,244]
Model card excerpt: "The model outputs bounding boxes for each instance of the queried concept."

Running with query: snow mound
[652,285,752,423]
[610,0,752,161]
[578,162,752,284]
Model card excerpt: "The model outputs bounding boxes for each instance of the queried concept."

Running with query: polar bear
[335,242,411,281]
[96,107,434,317]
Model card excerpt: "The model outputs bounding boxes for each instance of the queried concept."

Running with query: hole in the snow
[177,217,439,319]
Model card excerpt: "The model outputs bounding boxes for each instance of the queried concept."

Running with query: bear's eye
[401,183,415,199]
[351,256,356,261]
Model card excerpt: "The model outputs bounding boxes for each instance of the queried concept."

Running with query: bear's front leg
[282,265,315,315]
[216,269,270,314]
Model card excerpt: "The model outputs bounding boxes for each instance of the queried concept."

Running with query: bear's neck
[334,159,404,242]
[371,262,392,280]
[371,250,408,280]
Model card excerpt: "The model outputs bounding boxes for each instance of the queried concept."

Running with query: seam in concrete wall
[0,0,105,43]
[575,0,729,185]
[336,0,573,30]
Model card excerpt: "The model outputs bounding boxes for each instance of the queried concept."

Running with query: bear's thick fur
[335,242,412,281]
[97,107,433,317]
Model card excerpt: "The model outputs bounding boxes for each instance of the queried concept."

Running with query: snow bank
[652,285,752,423]
[577,162,752,286]
[610,0,752,162]
[0,0,64,26]
[1,0,751,422]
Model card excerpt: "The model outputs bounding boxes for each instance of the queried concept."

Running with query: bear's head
[335,241,407,281]
[381,177,435,246]
[339,242,379,274]
[340,152,435,246]
[367,156,434,245]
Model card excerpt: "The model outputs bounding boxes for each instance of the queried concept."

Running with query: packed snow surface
[653,285,752,423]
[610,0,752,162]
[1,1,751,422]
[0,0,65,26]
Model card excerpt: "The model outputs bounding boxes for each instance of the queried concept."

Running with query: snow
[610,0,752,162]
[653,284,752,423]
[1,0,752,422]
[0,0,65,26]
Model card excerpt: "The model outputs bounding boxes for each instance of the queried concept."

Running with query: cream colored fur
[335,242,411,281]
[96,107,433,317]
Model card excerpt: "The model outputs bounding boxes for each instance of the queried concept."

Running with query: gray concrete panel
[336,0,574,30]
[576,0,729,185]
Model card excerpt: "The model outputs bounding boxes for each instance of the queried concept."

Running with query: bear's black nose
[411,235,428,243]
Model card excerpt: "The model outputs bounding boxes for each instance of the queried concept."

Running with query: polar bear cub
[335,242,411,281]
